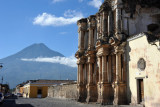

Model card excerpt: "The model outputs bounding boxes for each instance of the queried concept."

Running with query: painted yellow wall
[27,85,48,98]
[42,86,48,98]
[127,34,160,107]
[29,86,37,98]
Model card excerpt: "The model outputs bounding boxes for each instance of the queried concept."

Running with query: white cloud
[64,10,82,18]
[33,10,84,26]
[88,0,102,8]
[52,0,64,3]
[21,56,77,68]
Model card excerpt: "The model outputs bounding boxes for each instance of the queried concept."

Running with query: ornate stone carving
[137,58,146,71]
[76,0,127,105]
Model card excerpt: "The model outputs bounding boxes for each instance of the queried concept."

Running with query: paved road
[0,97,143,107]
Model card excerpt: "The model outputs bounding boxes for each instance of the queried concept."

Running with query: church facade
[75,0,160,106]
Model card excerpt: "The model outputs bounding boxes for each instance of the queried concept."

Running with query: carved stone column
[88,28,94,50]
[97,56,102,103]
[101,55,113,104]
[116,52,121,83]
[113,45,127,105]
[102,55,107,82]
[96,13,101,39]
[86,55,97,102]
[88,63,93,84]
[108,11,113,36]
[100,13,103,37]
[114,0,123,41]
[80,30,85,51]
[77,64,80,84]
[77,63,87,102]
[112,55,116,82]
[102,11,108,38]
[108,55,112,83]
[77,18,87,52]
[122,54,126,83]
[88,16,96,50]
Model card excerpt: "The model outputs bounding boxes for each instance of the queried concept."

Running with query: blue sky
[0,0,104,59]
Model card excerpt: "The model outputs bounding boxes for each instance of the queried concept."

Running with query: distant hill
[0,43,77,88]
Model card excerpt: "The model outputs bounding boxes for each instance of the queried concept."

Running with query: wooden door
[139,79,144,103]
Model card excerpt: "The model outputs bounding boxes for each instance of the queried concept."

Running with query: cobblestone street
[0,97,143,107]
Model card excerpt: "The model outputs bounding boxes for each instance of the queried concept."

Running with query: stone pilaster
[102,11,108,38]
[108,55,112,83]
[112,55,116,82]
[108,11,113,36]
[113,45,127,105]
[101,55,113,104]
[88,28,94,50]
[122,54,126,83]
[96,13,101,39]
[114,0,123,41]
[88,15,96,50]
[77,57,87,102]
[99,13,103,37]
[77,18,87,52]
[97,56,102,103]
[86,54,97,103]
[77,64,87,102]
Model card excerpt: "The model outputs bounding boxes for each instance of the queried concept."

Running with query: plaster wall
[127,34,160,107]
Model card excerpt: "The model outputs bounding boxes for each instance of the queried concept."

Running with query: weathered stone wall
[48,83,78,99]
[127,33,160,107]
[128,7,160,36]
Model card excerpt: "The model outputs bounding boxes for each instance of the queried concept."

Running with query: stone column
[78,31,81,49]
[108,11,112,36]
[115,0,123,40]
[80,64,83,84]
[115,8,121,35]
[77,64,80,84]
[97,14,100,39]
[81,31,85,51]
[86,57,97,102]
[114,48,127,105]
[102,11,108,37]
[102,55,108,82]
[77,19,87,52]
[88,63,93,84]
[97,56,102,103]
[88,28,94,50]
[122,54,126,83]
[116,52,121,83]
[100,14,103,36]
[78,27,85,52]
[77,63,87,102]
[101,55,113,104]
[84,64,87,84]
[112,55,116,82]
[108,55,112,83]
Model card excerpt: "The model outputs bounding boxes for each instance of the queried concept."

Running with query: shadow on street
[0,96,33,107]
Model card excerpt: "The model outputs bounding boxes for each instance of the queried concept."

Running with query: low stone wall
[48,83,78,100]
